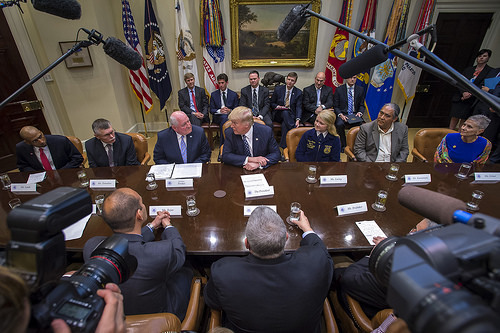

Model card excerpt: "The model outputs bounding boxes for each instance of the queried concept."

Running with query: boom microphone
[338,44,389,79]
[277,4,308,43]
[32,0,81,20]
[103,37,143,71]
[398,186,467,225]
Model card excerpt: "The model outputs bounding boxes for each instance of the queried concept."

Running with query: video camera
[2,187,137,332]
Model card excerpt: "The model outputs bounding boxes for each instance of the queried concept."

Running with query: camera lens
[368,236,398,287]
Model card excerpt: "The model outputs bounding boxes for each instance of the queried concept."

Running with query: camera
[3,187,137,332]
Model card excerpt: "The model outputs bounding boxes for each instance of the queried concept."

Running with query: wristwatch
[146,222,157,231]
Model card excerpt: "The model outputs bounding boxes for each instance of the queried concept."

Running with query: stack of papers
[148,163,203,180]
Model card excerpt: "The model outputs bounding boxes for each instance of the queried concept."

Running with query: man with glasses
[16,126,83,172]
[85,118,139,167]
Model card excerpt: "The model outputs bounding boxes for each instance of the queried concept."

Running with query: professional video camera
[2,187,137,332]
[369,186,500,333]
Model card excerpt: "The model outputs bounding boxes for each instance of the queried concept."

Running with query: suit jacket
[204,233,333,333]
[221,123,280,167]
[354,120,409,162]
[270,85,303,120]
[178,86,209,117]
[333,84,366,116]
[83,227,187,316]
[16,134,83,172]
[239,85,271,119]
[210,89,239,115]
[302,84,334,121]
[85,132,139,167]
[153,126,211,164]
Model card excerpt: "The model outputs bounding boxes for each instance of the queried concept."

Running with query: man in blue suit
[16,126,83,172]
[85,119,140,167]
[239,70,272,127]
[222,107,280,170]
[153,111,211,164]
[210,73,239,146]
[178,73,209,126]
[270,72,303,148]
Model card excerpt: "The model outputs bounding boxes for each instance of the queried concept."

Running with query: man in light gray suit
[354,103,409,162]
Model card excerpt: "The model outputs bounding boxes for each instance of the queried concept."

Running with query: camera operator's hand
[51,283,125,333]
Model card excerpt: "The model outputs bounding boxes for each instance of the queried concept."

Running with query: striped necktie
[180,136,187,163]
[106,144,114,167]
[252,89,258,116]
[242,135,251,157]
[347,87,354,115]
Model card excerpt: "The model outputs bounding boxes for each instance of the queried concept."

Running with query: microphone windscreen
[277,5,307,43]
[103,37,143,71]
[32,0,81,20]
[338,44,388,79]
[398,186,467,225]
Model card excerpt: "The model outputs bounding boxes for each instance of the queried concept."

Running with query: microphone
[31,0,81,20]
[338,44,388,79]
[277,4,308,43]
[398,186,467,225]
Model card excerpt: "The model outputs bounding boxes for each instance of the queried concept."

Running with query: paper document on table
[355,220,387,245]
[171,163,203,179]
[149,164,175,180]
[63,213,91,241]
[27,172,46,184]
[240,174,269,189]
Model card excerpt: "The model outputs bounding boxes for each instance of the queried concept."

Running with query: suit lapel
[186,132,194,162]
[372,123,380,150]
[390,125,398,159]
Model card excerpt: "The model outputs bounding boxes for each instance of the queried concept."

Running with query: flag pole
[139,103,149,138]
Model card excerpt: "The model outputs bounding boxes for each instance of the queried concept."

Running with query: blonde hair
[317,110,338,136]
[228,106,253,126]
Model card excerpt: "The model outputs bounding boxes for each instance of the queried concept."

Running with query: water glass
[9,198,21,209]
[306,165,317,183]
[372,190,388,212]
[146,172,158,190]
[95,195,105,215]
[466,190,484,212]
[288,202,301,224]
[386,164,399,181]
[456,162,472,180]
[186,194,200,216]
[0,173,12,190]
[77,170,89,187]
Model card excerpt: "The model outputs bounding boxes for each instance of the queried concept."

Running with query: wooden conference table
[1,162,499,254]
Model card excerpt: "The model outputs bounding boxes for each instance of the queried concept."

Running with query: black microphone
[398,186,467,225]
[102,37,143,71]
[277,4,308,43]
[31,0,81,20]
[338,44,389,79]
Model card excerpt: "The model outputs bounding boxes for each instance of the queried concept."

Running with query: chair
[123,132,151,165]
[283,127,310,162]
[125,277,206,332]
[66,135,87,166]
[208,298,339,333]
[344,126,360,161]
[411,128,457,162]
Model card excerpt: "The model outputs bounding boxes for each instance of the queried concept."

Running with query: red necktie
[39,148,52,171]
[191,89,199,113]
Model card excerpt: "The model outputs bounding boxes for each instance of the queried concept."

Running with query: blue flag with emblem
[144,0,172,111]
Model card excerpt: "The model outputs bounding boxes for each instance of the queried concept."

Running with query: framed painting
[59,41,93,68]
[230,0,321,68]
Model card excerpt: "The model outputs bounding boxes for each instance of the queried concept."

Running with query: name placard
[149,205,182,217]
[166,179,194,188]
[244,205,277,217]
[245,186,274,199]
[337,201,368,216]
[11,183,37,193]
[473,172,500,183]
[404,174,431,185]
[90,179,116,189]
[320,175,347,186]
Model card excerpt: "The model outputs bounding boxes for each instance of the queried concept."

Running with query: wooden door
[0,11,50,172]
[407,13,493,128]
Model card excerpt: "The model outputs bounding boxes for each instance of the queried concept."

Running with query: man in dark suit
[354,103,409,162]
[222,106,280,170]
[270,72,303,148]
[204,206,333,332]
[239,70,272,127]
[333,75,366,149]
[153,111,211,164]
[210,73,239,146]
[16,126,83,172]
[302,71,334,124]
[83,188,192,318]
[85,118,139,167]
[178,72,209,126]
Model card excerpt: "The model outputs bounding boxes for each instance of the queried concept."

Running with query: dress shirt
[219,89,227,111]
[316,131,327,139]
[242,126,254,165]
[375,123,394,162]
[35,146,56,170]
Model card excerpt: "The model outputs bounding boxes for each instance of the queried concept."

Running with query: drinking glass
[77,170,89,187]
[386,164,399,181]
[371,190,388,212]
[455,162,472,180]
[466,190,484,212]
[95,195,105,215]
[286,202,301,224]
[186,194,200,216]
[1,173,12,190]
[146,172,158,190]
[9,198,21,209]
[306,165,317,183]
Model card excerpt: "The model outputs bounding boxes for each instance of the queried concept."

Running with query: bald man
[83,188,192,318]
[153,111,211,164]
[302,72,334,124]
[16,126,83,172]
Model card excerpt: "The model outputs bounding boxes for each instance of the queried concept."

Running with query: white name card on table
[320,175,347,186]
[404,174,431,185]
[241,174,269,188]
[27,172,46,184]
[90,179,116,189]
[473,172,500,184]
[355,220,388,245]
[245,186,274,199]
[149,205,182,217]
[337,201,368,216]
[166,179,193,188]
[244,205,277,216]
[11,183,37,193]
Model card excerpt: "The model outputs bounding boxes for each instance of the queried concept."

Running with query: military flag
[175,0,199,88]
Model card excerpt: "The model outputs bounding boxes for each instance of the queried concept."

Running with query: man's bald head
[20,126,46,147]
[102,188,144,232]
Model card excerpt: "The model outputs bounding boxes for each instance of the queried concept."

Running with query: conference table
[1,162,499,255]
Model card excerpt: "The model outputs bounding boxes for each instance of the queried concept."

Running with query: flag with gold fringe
[175,0,199,88]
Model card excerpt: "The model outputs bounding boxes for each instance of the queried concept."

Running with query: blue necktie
[347,87,354,115]
[180,136,187,163]
[316,88,321,106]
[242,135,251,156]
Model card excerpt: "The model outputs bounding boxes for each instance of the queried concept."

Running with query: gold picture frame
[230,0,321,68]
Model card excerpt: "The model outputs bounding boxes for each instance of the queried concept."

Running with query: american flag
[122,0,153,112]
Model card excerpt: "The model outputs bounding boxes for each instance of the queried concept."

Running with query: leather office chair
[411,128,457,162]
[123,132,151,165]
[344,126,360,161]
[126,277,206,332]
[208,298,339,333]
[66,135,87,166]
[283,126,309,162]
